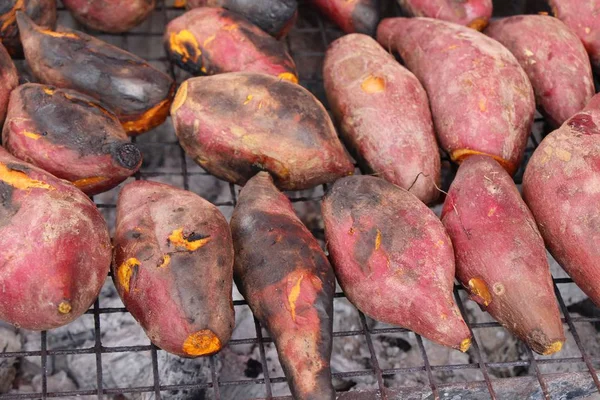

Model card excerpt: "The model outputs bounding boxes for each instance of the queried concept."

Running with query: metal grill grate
[2,1,600,399]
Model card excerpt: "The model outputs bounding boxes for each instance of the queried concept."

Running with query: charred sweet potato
[309,0,380,36]
[523,93,600,308]
[185,0,298,39]
[171,72,354,190]
[0,42,18,125]
[397,0,492,30]
[0,147,111,331]
[441,156,564,355]
[486,15,594,128]
[231,172,336,399]
[164,8,297,81]
[324,34,440,204]
[322,175,472,351]
[3,84,142,195]
[0,0,56,56]
[377,17,535,175]
[62,0,155,33]
[113,180,234,357]
[17,12,175,135]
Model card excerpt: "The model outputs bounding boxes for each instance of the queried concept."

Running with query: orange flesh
[0,0,24,31]
[118,258,140,293]
[73,176,107,188]
[277,72,299,84]
[0,163,52,190]
[168,228,211,251]
[468,278,492,306]
[171,81,188,115]
[22,131,41,140]
[58,301,72,314]
[288,274,304,321]
[460,338,472,352]
[451,149,514,174]
[40,28,79,39]
[542,341,563,356]
[122,96,173,135]
[361,75,385,93]
[169,30,201,63]
[182,330,221,356]
[375,229,382,250]
[468,17,489,31]
[173,0,186,7]
[158,254,171,268]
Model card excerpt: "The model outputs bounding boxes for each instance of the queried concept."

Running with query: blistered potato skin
[171,72,354,191]
[3,84,142,195]
[62,0,155,33]
[231,172,336,400]
[324,34,440,204]
[0,42,18,125]
[113,180,235,358]
[397,0,492,30]
[0,148,111,331]
[309,0,380,36]
[377,17,535,176]
[0,0,56,56]
[17,12,175,135]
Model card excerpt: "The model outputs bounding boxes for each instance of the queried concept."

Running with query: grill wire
[2,1,600,399]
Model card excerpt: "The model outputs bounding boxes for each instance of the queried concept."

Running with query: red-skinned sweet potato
[185,0,298,39]
[62,0,155,33]
[164,8,297,82]
[0,147,111,331]
[309,0,380,36]
[322,175,472,351]
[523,93,600,308]
[231,172,336,400]
[112,180,234,357]
[324,34,441,204]
[171,72,354,190]
[441,155,564,355]
[377,17,535,176]
[3,84,142,195]
[0,0,56,56]
[17,12,175,135]
[486,15,594,128]
[0,41,18,125]
[397,0,492,30]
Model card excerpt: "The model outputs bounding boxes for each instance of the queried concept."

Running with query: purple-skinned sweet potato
[0,147,111,331]
[322,175,472,351]
[3,84,142,195]
[0,0,56,57]
[324,34,441,204]
[164,8,297,82]
[17,12,175,135]
[377,17,535,176]
[231,172,336,400]
[171,72,354,190]
[62,0,155,33]
[0,41,18,125]
[523,93,600,309]
[185,0,298,39]
[112,180,234,357]
[441,155,564,355]
[486,15,594,128]
[397,0,492,30]
[309,0,380,36]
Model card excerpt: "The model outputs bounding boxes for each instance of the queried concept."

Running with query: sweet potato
[112,180,234,357]
[164,8,297,82]
[62,0,155,33]
[309,0,380,36]
[171,72,354,190]
[396,0,492,30]
[486,15,594,128]
[322,175,471,351]
[0,0,56,57]
[377,17,535,176]
[324,34,441,204]
[441,156,564,355]
[3,84,142,195]
[185,0,298,39]
[17,12,175,135]
[0,42,18,125]
[523,93,600,308]
[231,172,336,399]
[0,147,111,331]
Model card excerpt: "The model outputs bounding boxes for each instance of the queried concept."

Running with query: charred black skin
[221,0,297,37]
[0,0,56,56]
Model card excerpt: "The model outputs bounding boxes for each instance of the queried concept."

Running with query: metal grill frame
[2,1,600,399]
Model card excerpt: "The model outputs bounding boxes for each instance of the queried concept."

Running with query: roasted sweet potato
[231,172,336,399]
[164,8,297,81]
[0,147,111,331]
[523,93,600,308]
[377,18,535,175]
[17,12,175,135]
[0,42,18,125]
[486,15,594,128]
[324,34,440,204]
[322,175,471,351]
[3,84,142,195]
[112,180,234,357]
[185,0,298,39]
[0,0,56,56]
[397,0,492,30]
[62,0,155,33]
[441,156,564,355]
[171,72,354,190]
[309,0,380,36]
